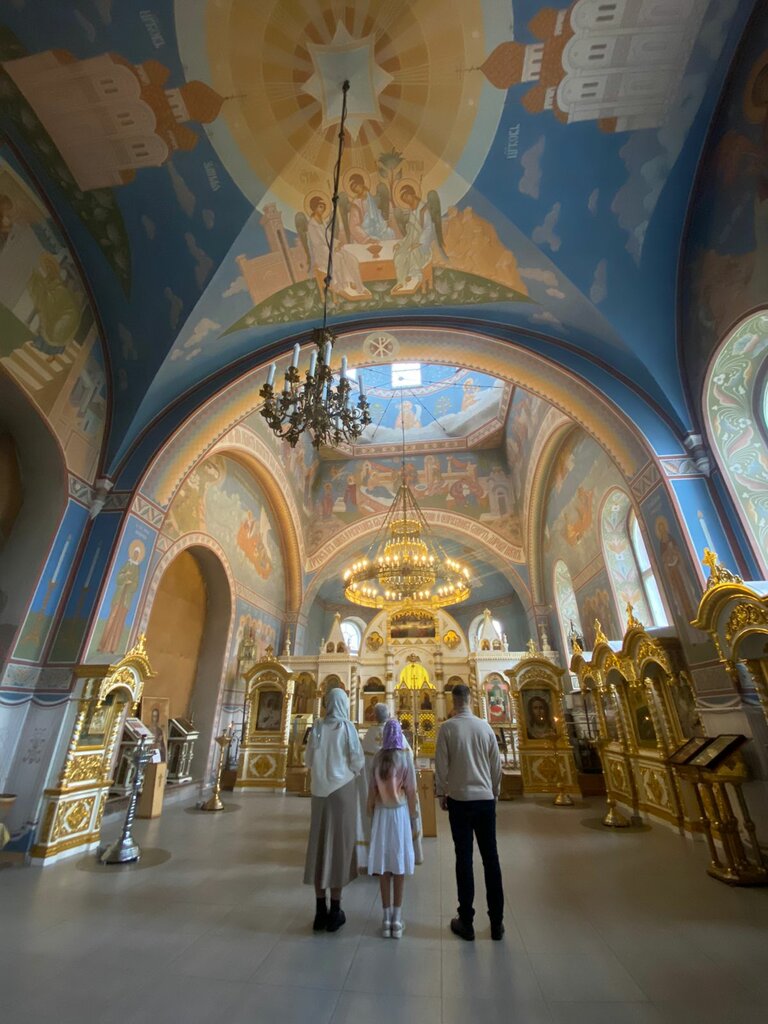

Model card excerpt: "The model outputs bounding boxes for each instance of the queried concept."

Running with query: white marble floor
[2,794,768,1024]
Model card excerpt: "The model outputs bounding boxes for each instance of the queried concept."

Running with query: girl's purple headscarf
[381,717,405,750]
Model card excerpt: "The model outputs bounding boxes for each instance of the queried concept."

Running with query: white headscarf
[305,688,364,797]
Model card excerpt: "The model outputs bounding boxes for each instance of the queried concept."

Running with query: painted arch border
[702,307,768,576]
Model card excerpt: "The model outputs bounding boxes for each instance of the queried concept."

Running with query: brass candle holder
[201,726,232,812]
[552,718,574,807]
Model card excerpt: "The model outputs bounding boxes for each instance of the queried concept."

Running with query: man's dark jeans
[447,797,504,925]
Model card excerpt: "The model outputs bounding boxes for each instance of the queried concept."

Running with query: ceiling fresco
[328,363,511,453]
[0,1,757,471]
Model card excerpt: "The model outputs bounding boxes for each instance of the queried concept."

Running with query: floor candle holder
[201,729,231,812]
[552,727,574,807]
[100,738,153,864]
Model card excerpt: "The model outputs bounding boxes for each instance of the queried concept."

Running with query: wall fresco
[164,454,286,612]
[307,449,521,555]
[0,148,106,483]
[88,515,157,658]
[682,11,768,400]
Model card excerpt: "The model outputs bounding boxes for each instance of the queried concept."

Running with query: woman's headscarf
[325,686,350,721]
[381,717,406,751]
[305,687,364,797]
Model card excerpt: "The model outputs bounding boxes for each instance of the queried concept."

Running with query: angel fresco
[391,182,446,296]
[295,192,371,301]
[339,170,394,244]
[236,508,273,580]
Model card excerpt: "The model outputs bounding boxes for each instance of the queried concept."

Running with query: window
[391,363,421,389]
[629,513,667,626]
[601,489,667,628]
[553,560,582,653]
[340,619,361,655]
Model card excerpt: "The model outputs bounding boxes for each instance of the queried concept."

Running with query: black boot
[326,899,346,933]
[313,897,328,932]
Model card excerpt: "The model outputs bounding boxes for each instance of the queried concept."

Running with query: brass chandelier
[342,476,473,611]
[259,80,371,449]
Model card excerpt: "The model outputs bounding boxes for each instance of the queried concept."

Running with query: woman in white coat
[304,687,364,932]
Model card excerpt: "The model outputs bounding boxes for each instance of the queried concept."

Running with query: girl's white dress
[369,803,415,875]
[367,749,416,876]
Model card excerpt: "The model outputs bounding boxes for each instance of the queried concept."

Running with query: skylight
[391,363,421,388]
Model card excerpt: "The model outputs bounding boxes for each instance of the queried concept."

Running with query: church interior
[2,1,768,1021]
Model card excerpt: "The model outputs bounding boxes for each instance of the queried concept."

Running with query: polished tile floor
[2,794,768,1024]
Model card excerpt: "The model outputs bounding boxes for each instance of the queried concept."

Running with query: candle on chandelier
[266,363,276,387]
[291,343,301,368]
[323,340,332,365]
[340,355,347,379]
[308,351,317,378]
[358,372,365,396]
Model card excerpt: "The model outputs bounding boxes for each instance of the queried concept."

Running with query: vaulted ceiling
[0,0,758,477]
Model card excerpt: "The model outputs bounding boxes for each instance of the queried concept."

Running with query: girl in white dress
[367,718,418,938]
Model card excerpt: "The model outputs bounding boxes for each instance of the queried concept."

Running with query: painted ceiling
[326,362,510,453]
[0,0,758,475]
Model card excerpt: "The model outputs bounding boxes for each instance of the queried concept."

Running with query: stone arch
[143,426,303,616]
[136,534,236,781]
[527,421,580,604]
[299,511,533,630]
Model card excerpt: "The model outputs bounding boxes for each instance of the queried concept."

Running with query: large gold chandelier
[342,476,472,610]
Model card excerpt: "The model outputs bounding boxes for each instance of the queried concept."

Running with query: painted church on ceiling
[1,0,768,890]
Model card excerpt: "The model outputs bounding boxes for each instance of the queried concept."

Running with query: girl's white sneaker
[382,909,392,938]
[391,919,404,939]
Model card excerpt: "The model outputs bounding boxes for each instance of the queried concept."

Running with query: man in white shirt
[435,684,504,941]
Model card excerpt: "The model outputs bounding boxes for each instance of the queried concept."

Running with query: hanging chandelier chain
[322,80,349,334]
[259,79,371,450]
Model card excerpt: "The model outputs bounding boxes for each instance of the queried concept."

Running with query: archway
[142,545,233,784]
[0,375,67,665]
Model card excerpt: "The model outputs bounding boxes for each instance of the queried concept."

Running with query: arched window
[704,310,768,571]
[601,489,667,627]
[553,560,582,653]
[340,618,362,655]
[629,512,667,626]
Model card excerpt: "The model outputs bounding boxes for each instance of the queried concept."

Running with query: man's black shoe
[450,917,475,941]
[491,922,505,941]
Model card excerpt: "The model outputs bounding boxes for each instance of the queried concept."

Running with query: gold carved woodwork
[702,548,742,589]
[64,754,104,785]
[366,631,384,651]
[443,630,460,650]
[51,797,94,842]
[725,603,768,646]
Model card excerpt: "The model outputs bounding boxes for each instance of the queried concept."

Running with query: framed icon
[255,689,284,731]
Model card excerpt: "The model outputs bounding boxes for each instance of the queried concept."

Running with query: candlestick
[291,343,301,368]
[323,340,332,364]
[340,355,347,378]
[358,372,365,396]
[267,363,276,387]
[51,534,72,586]
[308,352,317,378]
[84,545,102,590]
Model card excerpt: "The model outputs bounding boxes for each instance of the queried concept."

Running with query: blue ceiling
[0,0,757,476]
